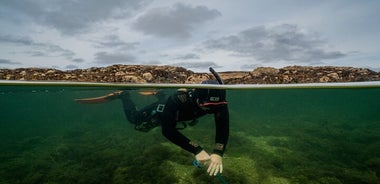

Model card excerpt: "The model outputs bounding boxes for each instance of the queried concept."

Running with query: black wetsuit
[121,90,229,156]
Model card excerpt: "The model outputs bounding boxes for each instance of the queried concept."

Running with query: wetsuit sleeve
[161,95,203,155]
[213,105,229,157]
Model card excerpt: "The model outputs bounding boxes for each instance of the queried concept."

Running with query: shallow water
[0,83,379,184]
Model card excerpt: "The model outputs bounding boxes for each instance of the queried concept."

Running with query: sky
[1,0,379,72]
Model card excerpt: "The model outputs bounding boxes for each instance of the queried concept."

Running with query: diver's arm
[213,105,229,156]
[161,120,204,154]
[206,105,229,176]
[161,99,203,155]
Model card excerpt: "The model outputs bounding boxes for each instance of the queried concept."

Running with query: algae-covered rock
[162,160,197,184]
[233,132,292,156]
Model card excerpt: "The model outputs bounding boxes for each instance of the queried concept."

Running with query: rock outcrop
[0,65,379,84]
[227,66,380,84]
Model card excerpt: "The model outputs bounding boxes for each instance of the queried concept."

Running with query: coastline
[1,64,379,84]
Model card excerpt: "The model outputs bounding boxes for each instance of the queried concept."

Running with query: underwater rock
[0,64,379,84]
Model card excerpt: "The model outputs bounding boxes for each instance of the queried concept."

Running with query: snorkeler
[75,67,229,176]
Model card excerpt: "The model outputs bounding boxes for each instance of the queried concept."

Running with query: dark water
[0,84,379,184]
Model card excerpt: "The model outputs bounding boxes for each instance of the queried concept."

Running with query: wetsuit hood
[194,80,227,107]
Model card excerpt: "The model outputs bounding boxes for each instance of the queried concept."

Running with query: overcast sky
[1,0,379,72]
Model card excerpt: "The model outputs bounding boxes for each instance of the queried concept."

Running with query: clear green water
[0,84,379,184]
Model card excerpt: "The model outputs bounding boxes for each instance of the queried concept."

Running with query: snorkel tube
[209,67,224,85]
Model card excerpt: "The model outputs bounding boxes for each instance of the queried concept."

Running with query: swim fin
[138,89,159,96]
[75,91,125,104]
[75,89,161,104]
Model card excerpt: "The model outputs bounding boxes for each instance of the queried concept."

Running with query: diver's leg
[120,91,141,125]
[134,103,161,132]
[121,91,162,132]
[155,90,167,102]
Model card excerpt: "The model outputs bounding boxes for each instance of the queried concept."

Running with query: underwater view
[0,82,379,184]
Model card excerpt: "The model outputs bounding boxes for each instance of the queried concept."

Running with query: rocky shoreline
[1,65,379,84]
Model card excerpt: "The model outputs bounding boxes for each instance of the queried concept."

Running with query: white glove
[207,154,223,176]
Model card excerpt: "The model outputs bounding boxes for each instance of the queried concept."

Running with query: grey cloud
[144,60,162,65]
[47,45,75,59]
[175,53,200,60]
[132,3,221,39]
[27,51,46,57]
[204,24,346,63]
[1,0,152,35]
[0,34,35,45]
[94,52,136,64]
[0,58,21,65]
[72,58,85,63]
[93,35,139,50]
[172,61,220,69]
[0,34,75,59]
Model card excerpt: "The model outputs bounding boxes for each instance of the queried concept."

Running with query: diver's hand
[207,154,223,176]
[195,150,210,165]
